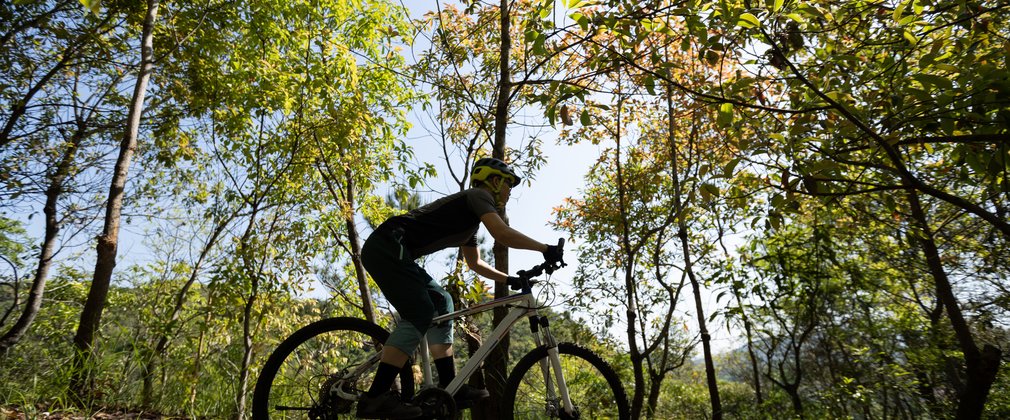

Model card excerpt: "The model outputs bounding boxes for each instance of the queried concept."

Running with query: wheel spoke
[253,318,416,419]
[504,343,628,420]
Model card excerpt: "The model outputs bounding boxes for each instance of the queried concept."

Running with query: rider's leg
[357,228,431,418]
[429,343,453,359]
[423,284,488,405]
[429,344,454,388]
[380,345,414,367]
[423,283,460,388]
[364,345,411,402]
[366,322,427,398]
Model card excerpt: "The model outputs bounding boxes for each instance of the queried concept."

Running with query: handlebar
[513,238,567,294]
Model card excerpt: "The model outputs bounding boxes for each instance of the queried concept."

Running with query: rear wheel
[252,317,415,419]
[502,343,629,420]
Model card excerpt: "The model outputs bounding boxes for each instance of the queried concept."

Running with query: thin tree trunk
[235,207,265,420]
[344,171,376,324]
[645,371,663,419]
[906,188,1002,419]
[70,0,159,403]
[736,292,763,405]
[451,251,488,391]
[681,232,722,418]
[238,293,256,420]
[481,0,512,417]
[611,96,648,419]
[0,122,83,353]
[188,302,214,410]
[668,89,722,419]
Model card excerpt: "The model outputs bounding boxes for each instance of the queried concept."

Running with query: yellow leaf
[78,0,101,15]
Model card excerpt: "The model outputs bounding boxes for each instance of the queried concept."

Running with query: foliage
[1,0,1007,418]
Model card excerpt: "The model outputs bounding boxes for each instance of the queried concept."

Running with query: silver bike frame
[415,290,576,414]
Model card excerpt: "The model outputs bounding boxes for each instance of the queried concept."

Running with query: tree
[556,0,1009,415]
[71,0,161,402]
[0,0,129,355]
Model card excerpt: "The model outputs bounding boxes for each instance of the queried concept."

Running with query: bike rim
[257,320,407,419]
[508,347,625,419]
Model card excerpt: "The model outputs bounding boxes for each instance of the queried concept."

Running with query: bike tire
[252,317,415,419]
[502,342,629,420]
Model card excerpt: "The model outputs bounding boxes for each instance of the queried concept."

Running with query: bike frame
[415,289,576,414]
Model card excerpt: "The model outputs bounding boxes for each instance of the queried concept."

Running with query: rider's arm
[461,245,508,283]
[479,212,549,253]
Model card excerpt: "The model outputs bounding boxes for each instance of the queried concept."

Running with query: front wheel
[252,317,415,419]
[502,342,629,420]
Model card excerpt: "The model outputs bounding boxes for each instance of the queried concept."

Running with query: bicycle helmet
[470,157,520,188]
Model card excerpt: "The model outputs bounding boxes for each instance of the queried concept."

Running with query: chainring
[414,387,456,420]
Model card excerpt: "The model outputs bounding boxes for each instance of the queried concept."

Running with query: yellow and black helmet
[470,157,520,187]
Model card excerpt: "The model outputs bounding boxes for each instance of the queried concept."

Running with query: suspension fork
[528,314,575,414]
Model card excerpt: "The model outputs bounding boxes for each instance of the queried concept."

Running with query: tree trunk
[610,96,648,419]
[682,231,722,419]
[479,0,512,418]
[70,0,159,403]
[238,296,256,420]
[188,301,214,410]
[786,383,802,413]
[906,188,1002,419]
[646,371,663,419]
[668,89,722,419]
[735,292,763,405]
[622,272,646,420]
[344,171,376,324]
[0,121,83,353]
[235,208,265,420]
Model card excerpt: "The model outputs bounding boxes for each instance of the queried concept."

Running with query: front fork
[528,314,576,416]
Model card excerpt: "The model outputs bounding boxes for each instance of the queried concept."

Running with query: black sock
[434,356,455,388]
[367,362,401,397]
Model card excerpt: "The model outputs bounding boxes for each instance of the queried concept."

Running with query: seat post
[419,338,434,387]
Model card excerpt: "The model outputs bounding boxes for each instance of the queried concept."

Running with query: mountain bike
[252,239,629,419]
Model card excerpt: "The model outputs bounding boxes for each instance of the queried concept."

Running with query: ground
[2,407,169,420]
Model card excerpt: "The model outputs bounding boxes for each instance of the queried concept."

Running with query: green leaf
[573,13,589,32]
[580,109,591,126]
[912,73,953,90]
[738,13,761,28]
[723,158,740,176]
[785,13,805,23]
[893,0,908,23]
[524,29,538,43]
[934,63,960,73]
[717,102,734,127]
[700,183,720,201]
[644,76,656,95]
[773,0,784,13]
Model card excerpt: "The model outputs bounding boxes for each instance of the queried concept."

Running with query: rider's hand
[506,276,525,291]
[543,244,563,265]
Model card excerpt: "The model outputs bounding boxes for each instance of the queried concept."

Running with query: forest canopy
[1,0,1008,419]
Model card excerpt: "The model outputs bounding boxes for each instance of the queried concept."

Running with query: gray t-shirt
[383,188,498,258]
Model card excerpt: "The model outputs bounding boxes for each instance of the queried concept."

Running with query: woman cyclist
[355,157,564,419]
